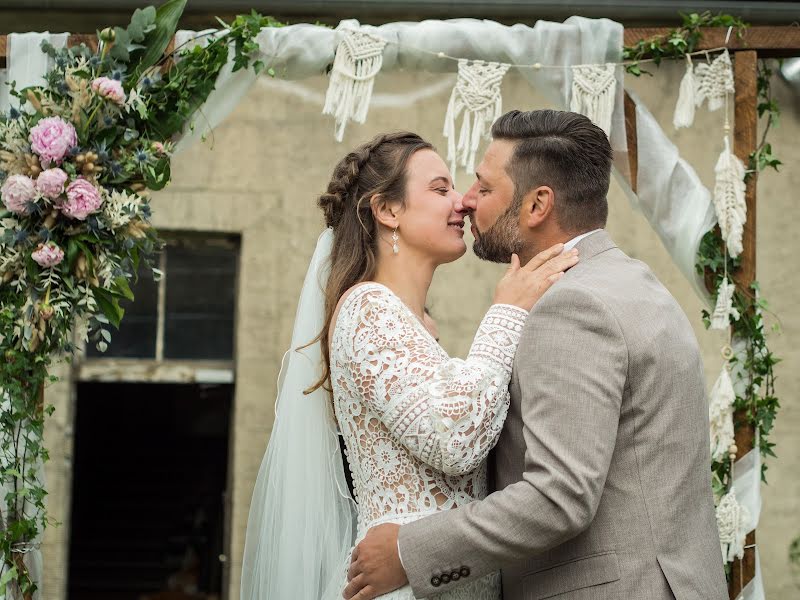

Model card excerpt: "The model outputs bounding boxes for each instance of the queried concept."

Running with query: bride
[240,132,578,599]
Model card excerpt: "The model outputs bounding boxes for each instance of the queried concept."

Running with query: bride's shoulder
[330,282,394,335]
[337,281,393,312]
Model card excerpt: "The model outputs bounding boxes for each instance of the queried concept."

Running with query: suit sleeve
[398,282,628,597]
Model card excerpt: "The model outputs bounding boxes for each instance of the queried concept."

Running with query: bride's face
[397,149,467,264]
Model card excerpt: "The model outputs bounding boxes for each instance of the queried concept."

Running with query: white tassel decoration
[710,277,741,330]
[443,59,510,177]
[323,29,387,142]
[713,135,747,258]
[716,488,750,563]
[695,49,735,112]
[673,55,696,129]
[709,365,736,462]
[569,63,617,137]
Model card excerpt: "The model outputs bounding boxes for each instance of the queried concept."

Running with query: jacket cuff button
[451,571,461,581]
[459,566,471,577]
[431,576,442,587]
[441,573,451,584]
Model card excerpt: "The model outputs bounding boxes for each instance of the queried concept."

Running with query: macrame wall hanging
[698,42,755,574]
[673,55,696,129]
[710,277,741,330]
[709,360,736,463]
[714,134,747,258]
[569,63,616,136]
[717,486,751,562]
[443,59,510,177]
[673,48,735,129]
[323,28,387,142]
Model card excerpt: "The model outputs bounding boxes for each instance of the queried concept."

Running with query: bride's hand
[493,244,579,312]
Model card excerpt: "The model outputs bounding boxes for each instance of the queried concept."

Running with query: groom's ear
[370,194,400,229]
[523,185,555,228]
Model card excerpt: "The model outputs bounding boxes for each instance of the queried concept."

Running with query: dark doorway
[67,382,232,600]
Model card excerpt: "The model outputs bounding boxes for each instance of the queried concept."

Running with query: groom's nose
[461,181,479,212]
[452,190,470,215]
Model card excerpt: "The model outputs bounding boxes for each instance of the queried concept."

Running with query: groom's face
[463,140,524,263]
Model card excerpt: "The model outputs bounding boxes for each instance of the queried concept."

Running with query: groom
[344,109,727,600]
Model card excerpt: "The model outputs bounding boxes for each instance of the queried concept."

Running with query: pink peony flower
[151,141,165,155]
[31,242,64,268]
[36,168,69,199]
[91,76,126,106]
[61,178,102,220]
[29,117,77,167]
[1,174,36,214]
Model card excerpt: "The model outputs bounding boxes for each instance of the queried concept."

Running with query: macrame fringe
[673,55,696,129]
[323,29,387,142]
[713,135,747,258]
[710,277,741,330]
[716,488,750,563]
[709,365,736,463]
[443,59,510,177]
[695,49,735,112]
[569,63,616,137]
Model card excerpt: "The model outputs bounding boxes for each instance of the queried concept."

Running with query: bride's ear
[370,194,400,230]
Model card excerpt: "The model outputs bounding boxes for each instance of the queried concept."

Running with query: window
[87,234,239,361]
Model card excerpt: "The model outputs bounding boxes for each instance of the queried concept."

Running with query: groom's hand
[343,523,408,599]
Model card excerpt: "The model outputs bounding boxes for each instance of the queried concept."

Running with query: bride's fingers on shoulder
[549,248,580,272]
[523,243,565,271]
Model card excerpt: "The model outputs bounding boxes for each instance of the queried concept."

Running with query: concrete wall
[41,63,799,598]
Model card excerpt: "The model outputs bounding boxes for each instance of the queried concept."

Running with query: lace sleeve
[337,285,528,476]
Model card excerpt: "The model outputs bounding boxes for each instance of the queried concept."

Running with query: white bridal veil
[240,228,356,599]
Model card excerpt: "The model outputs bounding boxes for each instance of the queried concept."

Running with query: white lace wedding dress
[330,283,529,600]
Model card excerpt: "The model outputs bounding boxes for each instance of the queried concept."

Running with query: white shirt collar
[563,229,603,252]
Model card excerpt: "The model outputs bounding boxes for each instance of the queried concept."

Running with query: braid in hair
[307,132,433,394]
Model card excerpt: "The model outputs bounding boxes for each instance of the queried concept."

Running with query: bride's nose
[452,189,467,214]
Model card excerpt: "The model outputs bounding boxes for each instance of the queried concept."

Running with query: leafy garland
[624,9,783,576]
[0,3,282,597]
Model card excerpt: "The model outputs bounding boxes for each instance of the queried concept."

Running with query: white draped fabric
[169,17,715,297]
[0,32,69,113]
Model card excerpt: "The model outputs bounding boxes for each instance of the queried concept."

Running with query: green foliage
[748,59,783,178]
[0,313,53,593]
[130,0,187,85]
[137,13,283,141]
[0,3,283,594]
[623,11,748,75]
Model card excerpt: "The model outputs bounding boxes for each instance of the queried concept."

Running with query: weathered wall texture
[41,63,799,599]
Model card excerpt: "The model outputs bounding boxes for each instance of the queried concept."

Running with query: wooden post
[728,49,758,600]
[623,91,638,194]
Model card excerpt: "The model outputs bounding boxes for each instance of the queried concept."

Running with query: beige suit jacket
[399,231,728,599]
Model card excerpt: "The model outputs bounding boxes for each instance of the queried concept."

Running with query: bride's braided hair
[308,131,433,394]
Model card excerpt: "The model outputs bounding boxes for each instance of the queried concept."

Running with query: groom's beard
[471,203,525,264]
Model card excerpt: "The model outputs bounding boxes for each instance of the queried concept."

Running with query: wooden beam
[625,26,800,58]
[623,91,638,194]
[728,48,758,600]
[1,24,799,66]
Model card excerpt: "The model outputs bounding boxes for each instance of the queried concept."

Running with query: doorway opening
[67,382,232,600]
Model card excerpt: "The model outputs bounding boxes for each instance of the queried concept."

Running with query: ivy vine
[623,9,783,568]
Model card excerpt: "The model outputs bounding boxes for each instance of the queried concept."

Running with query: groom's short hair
[491,109,612,234]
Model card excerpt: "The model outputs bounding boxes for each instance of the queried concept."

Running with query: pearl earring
[391,227,399,255]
